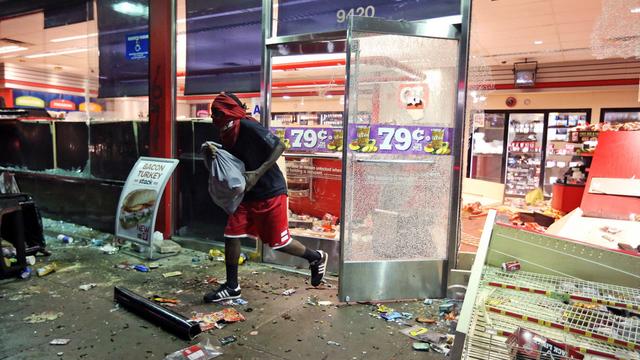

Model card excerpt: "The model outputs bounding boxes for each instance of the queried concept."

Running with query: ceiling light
[0,45,28,54]
[533,40,543,45]
[51,33,98,43]
[325,94,333,99]
[113,1,149,17]
[282,95,291,100]
[631,7,640,13]
[26,47,90,59]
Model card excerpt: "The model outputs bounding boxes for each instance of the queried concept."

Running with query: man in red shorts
[202,93,328,303]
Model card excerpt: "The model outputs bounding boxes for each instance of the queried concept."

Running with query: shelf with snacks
[288,212,340,240]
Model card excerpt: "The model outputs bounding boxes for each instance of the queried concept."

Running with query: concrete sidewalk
[1,237,450,359]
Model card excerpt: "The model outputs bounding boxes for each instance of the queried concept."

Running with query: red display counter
[551,183,585,214]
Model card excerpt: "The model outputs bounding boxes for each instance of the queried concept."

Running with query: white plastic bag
[163,339,222,360]
[202,142,246,214]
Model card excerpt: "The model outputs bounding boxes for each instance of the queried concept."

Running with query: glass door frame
[338,15,469,301]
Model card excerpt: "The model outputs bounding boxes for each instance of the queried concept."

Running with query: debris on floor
[164,340,222,360]
[163,271,183,278]
[78,283,97,291]
[191,308,246,332]
[218,335,237,346]
[36,263,57,277]
[99,244,118,255]
[327,341,341,346]
[49,339,71,345]
[152,296,180,306]
[282,288,296,296]
[24,311,63,323]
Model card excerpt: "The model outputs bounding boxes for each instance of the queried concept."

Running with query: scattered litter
[209,249,224,258]
[438,302,455,313]
[148,263,161,269]
[307,296,319,306]
[416,317,437,324]
[20,267,32,279]
[430,343,450,355]
[24,311,63,323]
[36,263,57,277]
[49,339,71,345]
[218,335,237,346]
[91,239,104,247]
[400,326,429,341]
[79,283,97,291]
[249,331,258,336]
[282,288,296,296]
[57,352,64,356]
[238,253,247,265]
[163,271,183,278]
[110,304,120,313]
[57,234,73,244]
[134,265,150,272]
[423,299,433,305]
[223,298,248,306]
[327,341,341,346]
[376,305,392,313]
[25,255,36,266]
[155,240,182,254]
[412,342,430,351]
[115,262,130,270]
[192,257,201,264]
[152,296,180,305]
[380,312,403,321]
[164,340,222,360]
[401,312,413,319]
[191,308,245,332]
[100,244,118,255]
[318,301,333,306]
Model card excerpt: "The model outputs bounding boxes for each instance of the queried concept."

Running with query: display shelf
[468,297,638,360]
[485,288,640,351]
[508,151,539,156]
[482,267,640,311]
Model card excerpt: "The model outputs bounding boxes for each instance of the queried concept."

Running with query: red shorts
[224,194,291,249]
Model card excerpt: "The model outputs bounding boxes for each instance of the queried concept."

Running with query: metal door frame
[338,14,470,301]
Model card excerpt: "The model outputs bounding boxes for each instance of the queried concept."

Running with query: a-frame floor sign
[115,157,179,260]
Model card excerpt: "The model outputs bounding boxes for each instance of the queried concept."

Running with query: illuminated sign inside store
[15,96,45,108]
[49,99,76,110]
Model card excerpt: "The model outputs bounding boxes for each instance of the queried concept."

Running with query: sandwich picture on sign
[119,189,157,229]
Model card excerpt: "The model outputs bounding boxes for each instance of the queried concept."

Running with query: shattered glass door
[339,17,460,302]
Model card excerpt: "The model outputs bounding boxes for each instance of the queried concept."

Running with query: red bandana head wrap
[211,93,246,148]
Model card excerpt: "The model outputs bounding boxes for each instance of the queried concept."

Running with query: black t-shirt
[225,119,287,201]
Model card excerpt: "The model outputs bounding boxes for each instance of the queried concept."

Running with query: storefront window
[0,1,149,232]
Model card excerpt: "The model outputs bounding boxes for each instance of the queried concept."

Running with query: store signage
[272,124,453,155]
[15,96,45,108]
[347,124,453,155]
[79,102,103,112]
[125,32,149,60]
[115,157,179,248]
[277,0,460,36]
[13,88,96,112]
[271,126,343,153]
[49,99,76,111]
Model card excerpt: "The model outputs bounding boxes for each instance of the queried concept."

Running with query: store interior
[0,0,639,263]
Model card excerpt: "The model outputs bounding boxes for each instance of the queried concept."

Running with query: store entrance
[263,16,464,302]
[261,31,348,274]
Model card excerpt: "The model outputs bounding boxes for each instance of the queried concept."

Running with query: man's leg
[223,237,242,289]
[204,203,252,303]
[276,239,321,262]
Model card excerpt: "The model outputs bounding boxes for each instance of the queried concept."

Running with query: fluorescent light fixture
[112,1,149,17]
[26,47,90,59]
[51,33,98,43]
[325,94,333,99]
[0,45,28,54]
[533,40,543,45]
[631,7,640,13]
[282,95,291,100]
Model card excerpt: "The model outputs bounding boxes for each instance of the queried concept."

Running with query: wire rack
[482,266,640,311]
[462,287,640,359]
[485,288,640,351]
